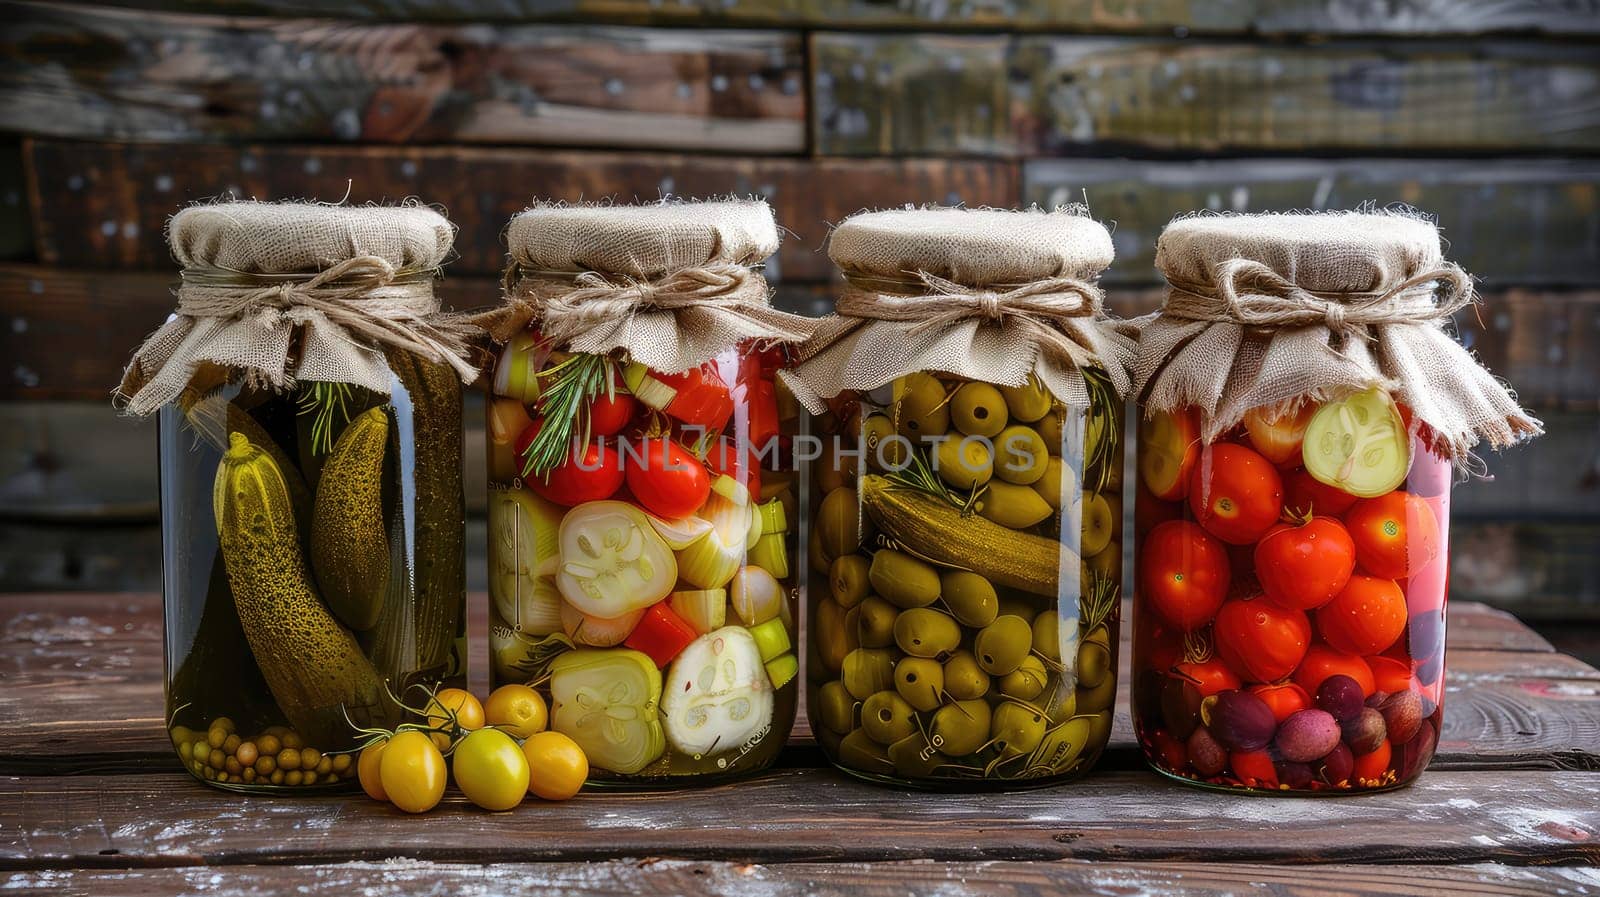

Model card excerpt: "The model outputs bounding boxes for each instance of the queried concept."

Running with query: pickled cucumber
[214,433,391,747]
[1303,387,1412,497]
[310,407,390,631]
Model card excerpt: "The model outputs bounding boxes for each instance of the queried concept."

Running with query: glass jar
[485,338,800,785]
[1131,389,1449,793]
[163,354,467,792]
[807,369,1124,787]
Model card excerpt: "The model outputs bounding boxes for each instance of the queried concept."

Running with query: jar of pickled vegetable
[788,207,1136,788]
[1130,212,1541,794]
[119,203,476,792]
[479,200,812,785]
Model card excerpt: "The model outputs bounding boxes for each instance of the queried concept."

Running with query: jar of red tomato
[478,200,813,785]
[1130,212,1540,794]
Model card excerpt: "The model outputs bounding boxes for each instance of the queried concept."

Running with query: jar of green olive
[789,207,1133,788]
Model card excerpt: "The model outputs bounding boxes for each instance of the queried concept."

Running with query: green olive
[893,608,962,659]
[976,480,1055,530]
[809,533,832,576]
[939,571,998,628]
[950,382,1009,438]
[1033,715,1093,773]
[861,691,918,745]
[1037,407,1066,456]
[1031,610,1061,663]
[816,459,848,495]
[942,650,990,700]
[1086,709,1113,751]
[815,680,857,735]
[1032,456,1078,512]
[829,554,871,609]
[894,657,944,712]
[816,487,862,561]
[974,615,1033,676]
[893,372,949,441]
[1077,626,1112,690]
[994,425,1048,485]
[1079,492,1115,558]
[996,597,1038,624]
[842,648,897,700]
[855,596,898,648]
[838,728,894,775]
[929,699,992,757]
[1001,375,1054,423]
[934,436,993,491]
[861,413,907,470]
[814,598,851,673]
[1076,663,1116,713]
[998,654,1050,701]
[816,726,843,757]
[888,733,949,779]
[991,701,1048,757]
[869,550,941,609]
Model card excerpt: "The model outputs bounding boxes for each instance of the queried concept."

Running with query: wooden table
[2,593,1598,895]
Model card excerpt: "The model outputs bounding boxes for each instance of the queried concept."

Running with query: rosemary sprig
[520,352,616,480]
[1082,368,1120,494]
[297,382,353,455]
[885,444,981,512]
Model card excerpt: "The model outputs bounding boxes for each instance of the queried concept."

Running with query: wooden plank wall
[0,0,1597,617]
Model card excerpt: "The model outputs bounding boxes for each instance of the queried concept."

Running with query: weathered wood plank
[3,769,1598,866]
[79,0,1600,35]
[815,34,1600,156]
[0,144,29,261]
[3,591,1591,774]
[7,859,1597,897]
[22,140,1019,281]
[0,3,804,152]
[1026,158,1600,287]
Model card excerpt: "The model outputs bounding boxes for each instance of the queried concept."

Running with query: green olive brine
[161,372,467,793]
[807,370,1124,787]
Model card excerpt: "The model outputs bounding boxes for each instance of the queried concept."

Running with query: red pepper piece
[624,602,700,668]
[657,365,733,432]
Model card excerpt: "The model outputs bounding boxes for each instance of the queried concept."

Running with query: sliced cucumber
[549,648,666,775]
[661,626,774,758]
[557,501,678,618]
[1302,387,1412,498]
[489,490,565,633]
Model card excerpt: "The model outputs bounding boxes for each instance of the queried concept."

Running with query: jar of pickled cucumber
[788,207,1135,788]
[119,203,475,792]
[1130,212,1540,794]
[480,200,813,785]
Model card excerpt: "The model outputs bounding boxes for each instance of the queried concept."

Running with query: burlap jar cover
[1134,211,1541,465]
[787,206,1135,411]
[117,201,478,414]
[477,200,812,369]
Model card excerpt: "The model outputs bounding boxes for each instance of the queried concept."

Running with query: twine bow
[117,254,477,416]
[785,269,1132,414]
[1163,257,1476,333]
[480,261,813,375]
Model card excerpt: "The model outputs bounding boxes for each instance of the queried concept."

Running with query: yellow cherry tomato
[483,684,549,739]
[357,739,388,802]
[453,728,530,812]
[522,731,588,801]
[426,687,486,749]
[379,730,447,814]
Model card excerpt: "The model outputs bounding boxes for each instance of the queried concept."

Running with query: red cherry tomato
[1139,408,1201,501]
[1188,443,1284,545]
[1315,574,1407,656]
[1140,521,1231,630]
[625,437,711,520]
[1174,657,1241,697]
[1229,750,1278,788]
[1283,468,1359,517]
[1250,682,1312,723]
[1345,491,1441,579]
[1254,516,1356,611]
[516,422,623,507]
[1366,655,1416,695]
[1352,740,1393,787]
[587,392,637,438]
[1136,620,1186,673]
[1293,645,1375,697]
[1214,597,1311,683]
[702,435,761,499]
[1244,403,1314,466]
